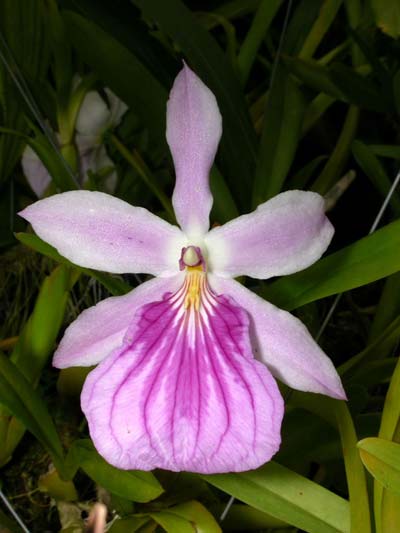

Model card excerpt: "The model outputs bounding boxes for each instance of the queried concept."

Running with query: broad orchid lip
[81,262,284,473]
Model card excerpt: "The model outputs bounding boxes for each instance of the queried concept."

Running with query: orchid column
[19,64,345,474]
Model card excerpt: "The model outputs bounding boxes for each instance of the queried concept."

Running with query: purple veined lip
[80,248,284,473]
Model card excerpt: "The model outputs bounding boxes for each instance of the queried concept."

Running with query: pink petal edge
[53,274,184,369]
[209,275,346,400]
[205,190,334,280]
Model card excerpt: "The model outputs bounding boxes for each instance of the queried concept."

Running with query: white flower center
[179,245,205,271]
[182,246,200,266]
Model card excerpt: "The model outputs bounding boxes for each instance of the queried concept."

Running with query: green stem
[298,0,344,60]
[311,105,359,194]
[335,402,372,533]
[237,0,283,85]
[111,135,175,222]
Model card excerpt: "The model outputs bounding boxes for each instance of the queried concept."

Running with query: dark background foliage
[0,1,400,531]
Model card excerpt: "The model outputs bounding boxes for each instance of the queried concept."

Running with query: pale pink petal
[76,91,110,137]
[81,273,283,473]
[53,274,184,369]
[205,190,334,279]
[210,276,346,400]
[19,191,186,275]
[22,145,52,198]
[105,89,128,127]
[167,64,222,237]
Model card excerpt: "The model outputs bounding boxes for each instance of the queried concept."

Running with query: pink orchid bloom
[19,65,345,474]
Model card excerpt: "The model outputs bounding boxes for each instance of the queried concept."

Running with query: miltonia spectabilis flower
[19,65,345,474]
[22,88,127,197]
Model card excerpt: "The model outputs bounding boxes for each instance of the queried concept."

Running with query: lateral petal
[167,64,222,237]
[81,272,283,473]
[209,276,346,400]
[53,274,184,369]
[205,190,334,279]
[19,191,186,275]
[76,91,110,137]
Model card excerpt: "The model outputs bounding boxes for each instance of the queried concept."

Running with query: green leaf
[0,0,50,183]
[63,10,168,155]
[370,0,400,39]
[203,462,350,533]
[302,93,336,136]
[0,265,76,466]
[237,0,283,85]
[283,0,322,55]
[38,468,78,501]
[369,144,400,159]
[131,0,258,210]
[284,56,389,112]
[108,517,153,532]
[311,105,359,195]
[339,315,400,376]
[210,166,239,224]
[210,504,287,530]
[359,438,400,495]
[349,359,397,388]
[374,356,400,532]
[110,134,174,222]
[379,358,400,444]
[27,126,79,192]
[66,440,163,502]
[335,402,371,533]
[283,56,346,100]
[394,70,400,116]
[286,155,328,190]
[263,217,400,310]
[151,501,221,533]
[369,272,400,343]
[65,0,175,89]
[298,0,344,60]
[11,265,73,379]
[352,140,400,215]
[16,232,130,296]
[0,507,21,533]
[253,67,305,205]
[330,63,390,112]
[0,353,64,469]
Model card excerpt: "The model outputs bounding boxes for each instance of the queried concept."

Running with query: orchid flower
[22,88,127,197]
[19,65,345,474]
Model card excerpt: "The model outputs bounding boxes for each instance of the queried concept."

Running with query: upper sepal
[167,64,222,237]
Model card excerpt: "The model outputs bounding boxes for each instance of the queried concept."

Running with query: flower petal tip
[18,206,31,221]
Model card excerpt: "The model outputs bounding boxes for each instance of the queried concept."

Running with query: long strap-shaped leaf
[203,461,350,533]
[0,353,64,471]
[373,356,400,533]
[335,402,371,533]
